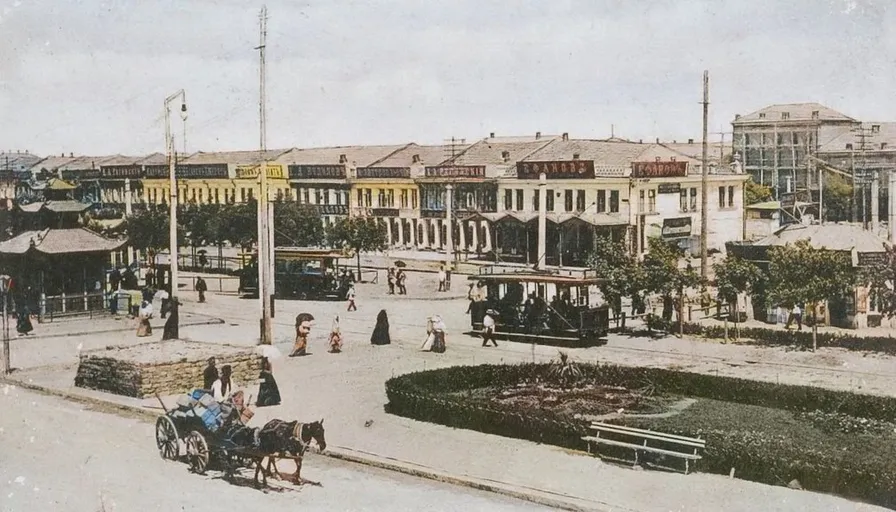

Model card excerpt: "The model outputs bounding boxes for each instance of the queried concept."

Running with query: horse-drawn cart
[154,390,326,487]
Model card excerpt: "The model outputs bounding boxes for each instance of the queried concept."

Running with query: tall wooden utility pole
[700,70,709,280]
[256,5,273,344]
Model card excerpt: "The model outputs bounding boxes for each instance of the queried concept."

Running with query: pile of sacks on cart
[172,389,261,447]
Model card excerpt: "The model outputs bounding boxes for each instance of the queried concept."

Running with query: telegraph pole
[700,70,709,280]
[256,5,273,344]
[164,89,187,339]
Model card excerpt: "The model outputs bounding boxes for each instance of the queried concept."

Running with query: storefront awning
[562,213,628,227]
[460,212,509,223]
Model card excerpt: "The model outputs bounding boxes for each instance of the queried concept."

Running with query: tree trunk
[356,252,362,283]
[812,303,818,351]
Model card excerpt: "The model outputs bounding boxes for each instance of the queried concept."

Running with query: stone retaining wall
[75,341,262,398]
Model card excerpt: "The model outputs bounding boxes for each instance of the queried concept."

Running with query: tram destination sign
[632,161,688,179]
[517,161,595,180]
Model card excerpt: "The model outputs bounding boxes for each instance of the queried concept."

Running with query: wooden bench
[582,422,705,474]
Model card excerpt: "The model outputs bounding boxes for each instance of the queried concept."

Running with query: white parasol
[255,344,282,360]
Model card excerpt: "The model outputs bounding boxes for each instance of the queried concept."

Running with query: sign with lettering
[661,217,692,239]
[424,166,485,178]
[632,161,688,178]
[61,169,101,180]
[857,251,887,268]
[313,204,348,215]
[288,165,346,179]
[236,163,285,180]
[516,161,595,180]
[780,190,810,209]
[421,209,446,218]
[145,165,169,178]
[371,208,399,217]
[101,165,144,179]
[356,167,410,179]
[657,183,681,194]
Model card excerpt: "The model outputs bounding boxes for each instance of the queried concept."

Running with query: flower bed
[385,363,896,508]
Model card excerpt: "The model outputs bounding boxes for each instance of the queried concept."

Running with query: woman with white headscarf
[430,314,446,353]
[328,315,343,353]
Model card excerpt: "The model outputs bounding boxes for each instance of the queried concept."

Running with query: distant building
[732,103,858,198]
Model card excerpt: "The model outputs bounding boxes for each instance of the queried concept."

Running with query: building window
[781,112,790,120]
[515,189,524,211]
[315,189,322,205]
[533,191,540,212]
[690,188,697,210]
[718,186,725,208]
[240,188,247,203]
[811,110,819,119]
[365,189,372,207]
[214,189,220,204]
[411,190,418,209]
[610,190,619,213]
[302,188,310,204]
[846,143,853,150]
[639,190,645,212]
[356,189,363,207]
[728,185,735,208]
[504,189,513,211]
[648,189,656,213]
[377,189,386,207]
[759,113,766,119]
[872,124,881,134]
[564,190,573,212]
[576,190,585,212]
[597,190,606,212]
[400,189,408,208]
[546,189,555,212]
[680,189,688,211]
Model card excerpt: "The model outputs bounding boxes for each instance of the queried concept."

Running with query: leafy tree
[863,245,896,319]
[767,240,857,349]
[821,172,853,222]
[713,255,763,332]
[124,204,184,269]
[273,200,325,247]
[588,236,638,319]
[641,238,701,323]
[326,216,388,278]
[180,203,213,267]
[744,177,773,205]
[202,204,228,271]
[221,200,258,251]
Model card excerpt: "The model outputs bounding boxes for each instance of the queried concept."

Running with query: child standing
[346,284,357,311]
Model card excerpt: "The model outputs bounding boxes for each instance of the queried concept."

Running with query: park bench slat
[581,437,702,460]
[590,422,705,446]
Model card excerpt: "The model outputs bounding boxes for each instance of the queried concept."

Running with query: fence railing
[39,291,113,323]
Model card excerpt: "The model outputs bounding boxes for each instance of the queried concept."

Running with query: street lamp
[0,274,11,374]
[164,90,187,339]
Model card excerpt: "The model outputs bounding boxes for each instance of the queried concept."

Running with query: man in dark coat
[162,299,180,340]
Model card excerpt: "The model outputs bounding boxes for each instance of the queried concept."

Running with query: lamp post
[164,90,187,339]
[0,274,11,374]
[536,172,547,269]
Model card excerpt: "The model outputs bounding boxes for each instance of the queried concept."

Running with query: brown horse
[252,418,326,487]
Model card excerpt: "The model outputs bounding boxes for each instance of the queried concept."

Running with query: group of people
[202,356,277,412]
[386,267,408,295]
[289,309,392,357]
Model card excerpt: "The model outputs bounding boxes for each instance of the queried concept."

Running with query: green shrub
[682,322,896,355]
[385,363,896,508]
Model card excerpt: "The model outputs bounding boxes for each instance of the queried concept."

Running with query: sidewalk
[5,304,887,512]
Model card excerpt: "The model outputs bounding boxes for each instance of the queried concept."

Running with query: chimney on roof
[655,157,661,162]
[735,114,741,120]
[536,131,542,140]
[562,132,569,141]
[501,150,510,162]
[572,153,580,160]
[489,132,495,138]
[655,138,660,144]
[339,154,347,164]
[412,154,421,164]
[688,138,694,144]
[69,152,73,157]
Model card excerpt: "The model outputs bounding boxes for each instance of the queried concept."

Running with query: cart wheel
[155,416,179,460]
[185,431,209,474]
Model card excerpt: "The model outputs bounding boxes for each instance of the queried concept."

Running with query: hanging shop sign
[101,165,144,179]
[632,161,688,179]
[661,216,692,239]
[516,160,595,180]
[657,183,681,194]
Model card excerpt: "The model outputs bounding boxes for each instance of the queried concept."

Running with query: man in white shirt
[481,311,498,347]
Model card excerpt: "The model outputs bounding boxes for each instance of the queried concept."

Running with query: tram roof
[273,247,348,259]
[469,272,603,286]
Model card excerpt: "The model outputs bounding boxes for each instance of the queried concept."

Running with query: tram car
[238,247,350,300]
[467,268,609,348]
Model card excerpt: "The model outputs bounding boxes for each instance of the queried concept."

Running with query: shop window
[689,188,697,211]
[648,189,656,212]
[516,189,524,211]
[504,189,513,211]
[564,190,573,212]
[597,190,606,212]
[609,190,619,213]
[546,189,554,212]
[576,190,586,212]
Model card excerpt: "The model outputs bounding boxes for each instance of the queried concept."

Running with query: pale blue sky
[0,0,892,156]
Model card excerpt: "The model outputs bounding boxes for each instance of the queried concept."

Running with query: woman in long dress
[16,305,33,336]
[370,309,391,345]
[256,357,281,407]
[430,315,446,353]
[328,315,343,353]
[136,300,153,337]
